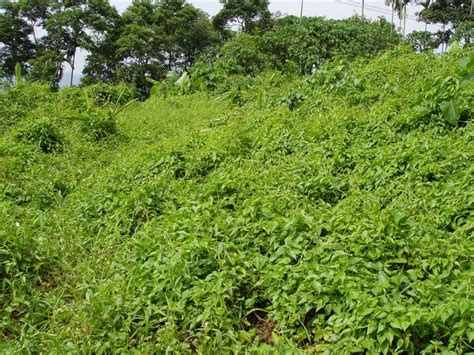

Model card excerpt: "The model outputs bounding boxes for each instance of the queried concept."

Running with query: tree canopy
[212,0,272,34]
[0,0,218,92]
[418,0,471,25]
[0,0,472,94]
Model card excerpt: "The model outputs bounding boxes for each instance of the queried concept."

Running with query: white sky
[71,0,444,76]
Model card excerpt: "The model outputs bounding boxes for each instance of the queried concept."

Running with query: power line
[336,0,411,19]
[335,0,445,28]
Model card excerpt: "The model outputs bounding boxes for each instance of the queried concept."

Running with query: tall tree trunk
[30,21,38,46]
[402,10,406,37]
[55,62,63,90]
[70,50,76,87]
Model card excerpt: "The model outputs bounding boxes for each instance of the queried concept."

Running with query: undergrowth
[0,46,473,353]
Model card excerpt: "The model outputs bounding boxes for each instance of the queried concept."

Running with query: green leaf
[467,330,474,342]
[459,54,474,73]
[390,319,403,330]
[146,77,160,85]
[439,100,459,125]
[150,85,161,97]
[175,72,191,94]
[461,71,474,83]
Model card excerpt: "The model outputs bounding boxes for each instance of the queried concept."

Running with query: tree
[418,0,471,25]
[114,0,165,96]
[81,0,123,84]
[156,0,218,70]
[0,1,37,78]
[418,0,472,46]
[15,0,51,46]
[44,1,93,87]
[406,30,440,51]
[114,0,217,96]
[384,0,412,36]
[212,0,272,34]
[1,0,124,87]
[34,0,118,87]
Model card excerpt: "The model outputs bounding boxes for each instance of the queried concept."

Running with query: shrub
[191,16,400,91]
[0,84,55,128]
[406,31,440,52]
[16,118,64,153]
[80,109,118,140]
[261,16,400,74]
[86,82,138,107]
[58,86,87,111]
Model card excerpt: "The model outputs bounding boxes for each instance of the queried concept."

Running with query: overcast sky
[70,0,444,77]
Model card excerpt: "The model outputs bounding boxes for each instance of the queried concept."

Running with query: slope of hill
[1,46,473,353]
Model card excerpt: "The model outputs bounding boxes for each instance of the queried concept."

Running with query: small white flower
[14,222,20,228]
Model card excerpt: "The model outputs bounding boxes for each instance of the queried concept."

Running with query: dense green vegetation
[1,43,473,352]
[191,16,400,84]
[1,0,471,92]
[1,0,474,352]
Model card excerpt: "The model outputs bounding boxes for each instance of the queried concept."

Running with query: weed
[0,46,472,353]
[16,118,64,153]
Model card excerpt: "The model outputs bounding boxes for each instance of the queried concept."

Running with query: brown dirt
[255,319,275,345]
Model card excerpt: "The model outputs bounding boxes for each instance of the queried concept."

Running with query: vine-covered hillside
[1,46,473,353]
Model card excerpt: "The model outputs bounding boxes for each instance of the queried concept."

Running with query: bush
[80,109,118,140]
[16,118,65,153]
[0,84,55,128]
[191,16,401,91]
[86,82,138,107]
[58,86,87,112]
[261,16,400,74]
[406,31,440,52]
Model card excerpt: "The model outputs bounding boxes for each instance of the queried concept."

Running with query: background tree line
[1,0,471,95]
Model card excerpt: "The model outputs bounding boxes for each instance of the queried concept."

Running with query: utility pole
[300,0,304,17]
[361,0,365,18]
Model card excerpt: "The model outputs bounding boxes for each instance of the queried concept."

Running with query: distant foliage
[212,0,272,34]
[406,31,440,52]
[262,16,401,73]
[0,0,218,93]
[192,16,401,90]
